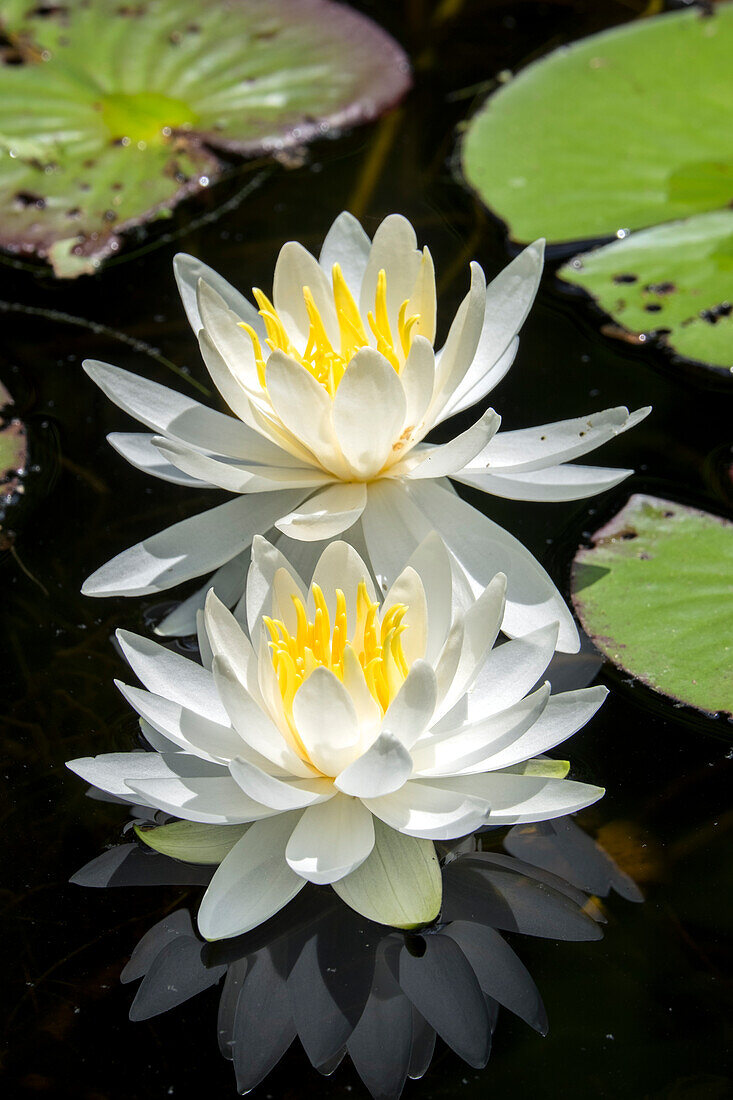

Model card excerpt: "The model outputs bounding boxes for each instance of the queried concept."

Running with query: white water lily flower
[68,534,606,940]
[82,211,650,651]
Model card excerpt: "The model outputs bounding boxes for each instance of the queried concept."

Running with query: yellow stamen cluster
[240,265,420,397]
[263,581,410,743]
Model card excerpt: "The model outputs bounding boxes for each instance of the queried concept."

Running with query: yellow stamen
[237,265,423,398]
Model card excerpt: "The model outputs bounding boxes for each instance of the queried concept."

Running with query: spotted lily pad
[572,495,733,718]
[559,212,733,371]
[0,379,28,548]
[461,5,733,244]
[0,0,410,277]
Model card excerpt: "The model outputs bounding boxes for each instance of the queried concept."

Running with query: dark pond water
[2,1,733,1097]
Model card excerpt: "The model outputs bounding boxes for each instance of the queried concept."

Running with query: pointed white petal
[82,491,306,598]
[406,247,437,345]
[319,211,371,295]
[66,751,222,802]
[285,796,375,884]
[197,279,263,394]
[276,482,367,542]
[116,682,244,764]
[381,661,437,750]
[457,622,559,723]
[366,780,490,840]
[433,773,605,824]
[361,480,432,598]
[108,432,212,487]
[381,565,427,664]
[197,813,306,939]
[155,551,249,639]
[229,757,335,810]
[359,214,422,334]
[335,731,413,798]
[174,252,264,335]
[436,572,507,718]
[83,359,253,459]
[405,408,501,480]
[308,539,375,627]
[406,480,579,652]
[265,351,344,472]
[292,667,362,775]
[425,262,486,428]
[405,531,454,663]
[332,348,406,478]
[116,629,229,723]
[245,534,307,638]
[203,589,262,701]
[342,646,382,742]
[153,436,329,494]
[399,336,436,440]
[212,655,315,778]
[457,463,633,502]
[436,336,518,424]
[127,772,279,824]
[468,406,652,474]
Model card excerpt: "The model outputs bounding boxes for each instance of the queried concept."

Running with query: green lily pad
[0,0,410,277]
[135,820,251,864]
[0,379,28,549]
[461,5,733,244]
[572,494,733,718]
[559,211,733,371]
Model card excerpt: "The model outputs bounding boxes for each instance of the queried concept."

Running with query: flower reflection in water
[72,815,641,1100]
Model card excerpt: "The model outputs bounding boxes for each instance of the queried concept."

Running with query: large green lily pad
[572,495,733,718]
[560,211,733,370]
[461,5,733,244]
[0,0,410,277]
[0,379,28,549]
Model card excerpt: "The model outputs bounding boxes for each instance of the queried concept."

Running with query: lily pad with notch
[0,0,411,277]
[571,494,733,719]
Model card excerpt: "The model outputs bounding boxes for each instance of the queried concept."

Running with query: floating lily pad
[0,379,28,549]
[559,212,733,371]
[572,494,733,718]
[461,5,733,244]
[0,0,410,277]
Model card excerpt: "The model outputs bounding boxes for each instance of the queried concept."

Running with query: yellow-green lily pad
[0,0,410,277]
[572,495,733,718]
[461,5,733,244]
[559,211,733,371]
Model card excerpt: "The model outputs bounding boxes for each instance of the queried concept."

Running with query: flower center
[263,580,410,742]
[240,265,421,397]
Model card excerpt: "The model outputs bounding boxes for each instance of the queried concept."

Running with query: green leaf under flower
[135,820,251,864]
[332,818,442,930]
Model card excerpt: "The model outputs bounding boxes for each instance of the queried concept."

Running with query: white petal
[229,757,335,809]
[406,480,579,652]
[406,248,437,345]
[361,480,432,598]
[153,436,330,494]
[365,780,490,840]
[108,433,212,487]
[399,336,436,439]
[197,280,263,395]
[292,667,362,775]
[82,491,307,598]
[174,252,264,336]
[212,655,315,778]
[203,589,262,700]
[469,406,652,474]
[381,660,437,749]
[276,482,367,542]
[66,751,221,802]
[265,351,343,473]
[342,646,382,742]
[274,241,339,348]
[405,531,454,663]
[411,682,551,776]
[308,539,376,629]
[437,336,518,424]
[425,262,486,428]
[456,622,559,723]
[335,732,413,798]
[128,773,279,824]
[332,348,406,478]
[116,629,229,723]
[436,572,507,718]
[381,565,427,664]
[438,240,544,423]
[433,773,605,825]
[83,359,254,460]
[245,534,307,639]
[359,214,422,335]
[197,813,306,939]
[155,551,249,638]
[457,463,633,502]
[319,211,371,296]
[404,408,501,480]
[116,681,244,764]
[285,796,375,884]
